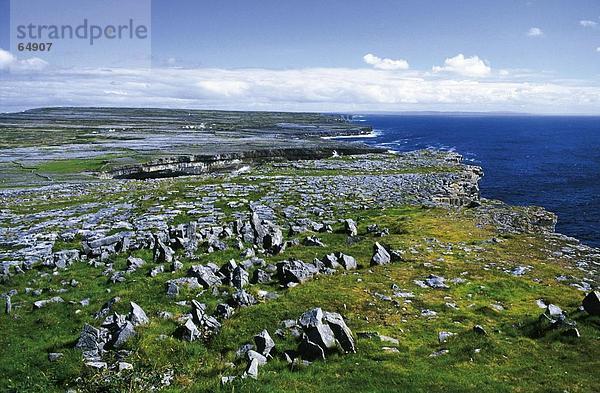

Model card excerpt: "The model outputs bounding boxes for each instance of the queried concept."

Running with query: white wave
[321,130,381,140]
[232,165,251,174]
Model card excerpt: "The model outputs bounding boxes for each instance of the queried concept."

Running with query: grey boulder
[370,242,391,266]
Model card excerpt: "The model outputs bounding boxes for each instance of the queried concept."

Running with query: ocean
[348,114,600,247]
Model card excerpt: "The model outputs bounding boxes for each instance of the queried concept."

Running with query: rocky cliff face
[473,199,558,234]
[105,147,383,179]
[431,164,483,208]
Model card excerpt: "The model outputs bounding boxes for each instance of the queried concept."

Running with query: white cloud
[363,53,409,70]
[580,20,598,28]
[527,27,544,37]
[0,48,598,114]
[0,48,48,72]
[1,65,598,114]
[16,57,49,71]
[0,48,16,70]
[597,47,600,52]
[196,79,250,97]
[432,54,491,77]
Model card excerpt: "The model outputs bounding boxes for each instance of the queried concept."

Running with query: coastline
[0,108,598,392]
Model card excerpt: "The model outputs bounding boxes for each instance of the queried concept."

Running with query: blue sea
[349,115,600,247]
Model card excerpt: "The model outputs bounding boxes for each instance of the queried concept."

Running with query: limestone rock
[254,329,275,357]
[188,265,222,288]
[277,260,317,284]
[582,291,600,316]
[344,219,358,236]
[177,319,200,341]
[33,296,64,309]
[129,302,149,326]
[370,242,391,266]
[231,289,257,308]
[323,311,356,353]
[298,337,325,361]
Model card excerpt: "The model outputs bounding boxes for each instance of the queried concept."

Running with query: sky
[0,0,599,114]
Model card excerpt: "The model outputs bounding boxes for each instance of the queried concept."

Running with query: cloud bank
[0,49,599,114]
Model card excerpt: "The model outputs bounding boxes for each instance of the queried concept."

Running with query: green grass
[33,155,126,174]
[1,204,598,393]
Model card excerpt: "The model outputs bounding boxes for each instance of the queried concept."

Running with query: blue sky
[150,0,600,75]
[1,0,599,113]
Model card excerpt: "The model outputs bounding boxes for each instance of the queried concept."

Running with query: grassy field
[1,204,598,392]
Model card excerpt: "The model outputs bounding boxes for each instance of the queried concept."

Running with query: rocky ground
[0,109,599,393]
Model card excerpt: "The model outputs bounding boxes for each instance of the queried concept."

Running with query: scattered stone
[429,349,449,357]
[299,308,324,328]
[154,238,174,264]
[110,321,136,349]
[33,296,64,309]
[177,319,200,341]
[425,275,449,289]
[166,282,179,298]
[171,260,183,271]
[582,291,600,316]
[298,337,326,361]
[48,352,63,362]
[86,361,108,369]
[252,269,273,284]
[129,302,149,326]
[150,265,165,277]
[473,325,487,335]
[546,304,564,319]
[216,303,235,319]
[221,376,237,385]
[277,260,317,285]
[344,219,358,236]
[188,265,222,288]
[52,250,80,269]
[157,311,173,319]
[302,236,326,247]
[421,309,438,317]
[126,256,145,272]
[230,289,257,307]
[438,331,455,343]
[510,266,530,276]
[110,271,126,284]
[76,323,110,361]
[95,297,121,319]
[254,330,275,357]
[118,361,134,371]
[231,266,250,289]
[336,252,357,270]
[535,299,547,309]
[235,343,254,359]
[247,350,268,366]
[307,322,337,350]
[245,358,259,379]
[378,335,399,345]
[323,311,356,353]
[370,242,391,266]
